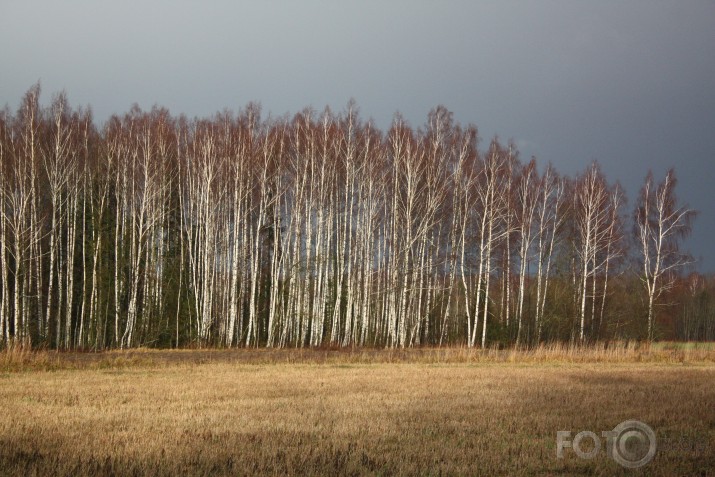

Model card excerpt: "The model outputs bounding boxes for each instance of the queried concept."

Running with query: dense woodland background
[0,85,711,350]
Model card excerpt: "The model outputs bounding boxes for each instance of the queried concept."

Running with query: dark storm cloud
[2,0,714,269]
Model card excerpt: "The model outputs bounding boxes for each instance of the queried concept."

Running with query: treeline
[0,85,704,350]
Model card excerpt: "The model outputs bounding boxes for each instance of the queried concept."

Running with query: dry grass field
[0,346,714,476]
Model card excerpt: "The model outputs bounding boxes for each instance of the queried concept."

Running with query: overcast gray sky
[2,1,714,270]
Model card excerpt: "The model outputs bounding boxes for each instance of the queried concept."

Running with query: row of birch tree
[0,86,696,349]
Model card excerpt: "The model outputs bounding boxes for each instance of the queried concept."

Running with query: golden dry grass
[2,341,715,372]
[0,347,714,476]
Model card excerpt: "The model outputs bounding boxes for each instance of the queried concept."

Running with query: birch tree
[571,162,623,342]
[0,109,11,344]
[514,159,538,344]
[472,139,510,348]
[533,165,565,342]
[635,169,695,340]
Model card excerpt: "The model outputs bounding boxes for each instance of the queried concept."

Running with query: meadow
[0,345,713,476]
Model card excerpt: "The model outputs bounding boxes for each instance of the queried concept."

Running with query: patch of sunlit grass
[0,352,713,475]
